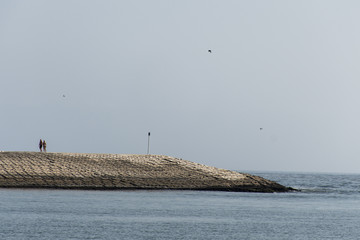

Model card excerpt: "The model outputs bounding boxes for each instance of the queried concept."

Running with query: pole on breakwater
[147,132,150,155]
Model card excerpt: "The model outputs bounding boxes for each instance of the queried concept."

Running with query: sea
[0,172,359,240]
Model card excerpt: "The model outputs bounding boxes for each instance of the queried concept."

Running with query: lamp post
[147,132,150,155]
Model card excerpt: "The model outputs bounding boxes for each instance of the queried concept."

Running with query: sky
[1,1,360,173]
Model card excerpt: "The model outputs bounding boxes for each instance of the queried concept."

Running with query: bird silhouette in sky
[208,49,212,53]
[260,128,263,130]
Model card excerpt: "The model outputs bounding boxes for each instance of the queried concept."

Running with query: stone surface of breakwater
[0,152,292,192]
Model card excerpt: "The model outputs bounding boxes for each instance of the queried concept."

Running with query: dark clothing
[39,139,43,152]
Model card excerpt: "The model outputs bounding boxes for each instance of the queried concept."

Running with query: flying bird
[260,128,263,130]
[208,49,212,53]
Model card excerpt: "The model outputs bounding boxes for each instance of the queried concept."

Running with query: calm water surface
[1,172,360,239]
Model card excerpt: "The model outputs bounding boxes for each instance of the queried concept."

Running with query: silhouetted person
[43,140,47,153]
[39,139,43,152]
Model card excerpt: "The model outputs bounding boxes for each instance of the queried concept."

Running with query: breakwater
[0,152,291,192]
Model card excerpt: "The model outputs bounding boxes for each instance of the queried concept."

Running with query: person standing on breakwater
[39,139,43,152]
[43,140,47,152]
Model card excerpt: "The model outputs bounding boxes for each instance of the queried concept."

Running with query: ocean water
[0,172,360,240]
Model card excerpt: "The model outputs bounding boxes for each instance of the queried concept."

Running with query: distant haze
[1,1,360,173]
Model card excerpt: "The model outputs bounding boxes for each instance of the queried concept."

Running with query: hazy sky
[1,1,360,173]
